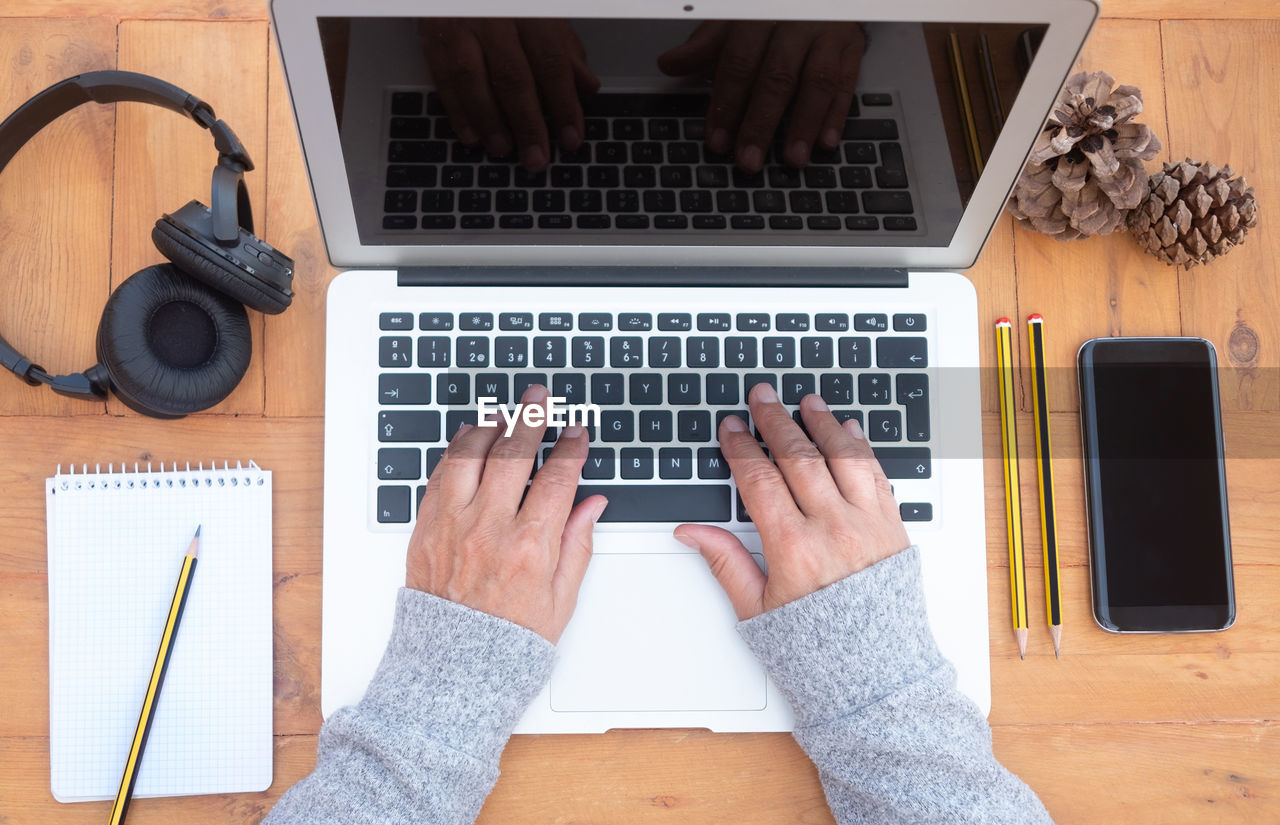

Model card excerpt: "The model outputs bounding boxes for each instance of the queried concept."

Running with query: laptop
[272,0,1097,732]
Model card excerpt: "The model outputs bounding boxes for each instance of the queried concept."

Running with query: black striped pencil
[1027,315,1063,657]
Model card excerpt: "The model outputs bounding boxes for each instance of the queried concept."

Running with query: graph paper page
[46,464,273,802]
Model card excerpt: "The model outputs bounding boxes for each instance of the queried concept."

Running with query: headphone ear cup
[97,264,252,418]
[152,215,291,315]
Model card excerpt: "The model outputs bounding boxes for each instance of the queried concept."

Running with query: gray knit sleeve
[262,587,554,825]
[738,546,1053,825]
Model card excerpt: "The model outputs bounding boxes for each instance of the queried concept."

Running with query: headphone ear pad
[152,217,290,315]
[97,264,252,418]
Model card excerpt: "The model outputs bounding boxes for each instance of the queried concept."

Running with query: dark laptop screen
[317,17,1047,247]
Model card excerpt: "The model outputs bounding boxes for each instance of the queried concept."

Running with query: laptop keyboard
[374,309,935,527]
[381,91,919,234]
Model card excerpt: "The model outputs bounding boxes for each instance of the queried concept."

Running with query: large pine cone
[1008,71,1162,239]
[1128,159,1258,269]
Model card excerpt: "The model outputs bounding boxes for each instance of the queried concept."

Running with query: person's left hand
[658,21,865,171]
[405,385,608,643]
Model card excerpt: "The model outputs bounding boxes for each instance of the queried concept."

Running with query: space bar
[573,485,732,523]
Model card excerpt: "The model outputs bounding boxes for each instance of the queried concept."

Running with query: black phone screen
[1078,338,1234,632]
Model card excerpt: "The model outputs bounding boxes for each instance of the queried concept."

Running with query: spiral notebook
[46,462,274,803]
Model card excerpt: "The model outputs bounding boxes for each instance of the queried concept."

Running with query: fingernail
[592,498,609,522]
[459,126,479,145]
[522,383,549,402]
[710,128,730,153]
[821,127,839,148]
[846,418,866,440]
[560,124,580,148]
[456,423,473,436]
[788,140,809,165]
[802,394,829,412]
[722,415,748,433]
[563,424,585,438]
[673,532,700,550]
[522,143,547,170]
[739,144,763,170]
[486,134,512,157]
[751,382,778,403]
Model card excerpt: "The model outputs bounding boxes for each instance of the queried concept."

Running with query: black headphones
[0,71,295,418]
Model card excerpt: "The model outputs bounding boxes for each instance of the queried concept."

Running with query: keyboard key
[574,483,731,522]
[378,447,421,480]
[451,144,484,162]
[456,336,490,366]
[553,166,584,187]
[776,313,810,331]
[869,410,902,441]
[876,142,908,189]
[437,373,469,405]
[588,165,620,188]
[893,313,926,332]
[640,410,673,442]
[629,373,663,404]
[661,165,694,187]
[862,92,892,106]
[383,190,416,213]
[677,410,711,442]
[725,337,758,368]
[515,167,548,187]
[697,166,729,188]
[668,374,701,404]
[441,165,474,188]
[833,409,863,427]
[539,214,573,229]
[572,336,605,367]
[716,190,749,213]
[863,191,914,214]
[680,190,713,212]
[479,165,511,187]
[461,313,494,330]
[853,313,889,331]
[769,167,802,188]
[445,410,476,441]
[380,373,430,405]
[460,215,495,230]
[378,410,441,442]
[388,140,446,163]
[789,191,823,213]
[840,166,873,188]
[897,373,930,442]
[769,215,803,230]
[731,215,765,229]
[804,167,838,188]
[533,336,567,367]
[571,190,603,212]
[582,448,615,479]
[877,336,928,368]
[648,337,681,367]
[884,216,918,231]
[807,216,842,230]
[753,190,786,212]
[781,373,815,404]
[607,190,640,213]
[686,336,720,368]
[425,447,446,478]
[800,337,835,367]
[693,215,727,229]
[845,215,879,230]
[391,91,423,115]
[475,373,509,404]
[591,373,625,405]
[732,167,765,188]
[838,336,871,368]
[762,337,796,367]
[417,335,451,367]
[697,313,731,332]
[596,141,627,163]
[610,337,644,367]
[498,313,534,331]
[585,119,608,140]
[649,119,679,140]
[900,502,933,522]
[705,373,739,405]
[382,215,417,230]
[379,336,412,367]
[697,448,732,479]
[602,410,634,442]
[858,373,893,404]
[654,214,688,229]
[376,486,411,523]
[559,144,591,163]
[617,215,650,229]
[872,447,931,479]
[743,373,777,399]
[736,313,770,331]
[820,374,854,405]
[618,313,653,331]
[513,372,549,400]
[459,190,491,213]
[533,190,566,212]
[659,448,694,479]
[844,142,877,164]
[500,215,533,229]
[716,410,750,432]
[620,448,654,479]
[419,191,454,214]
[825,191,861,213]
[552,373,586,405]
[494,337,529,367]
[644,190,677,212]
[538,313,573,331]
[578,312,613,331]
[844,119,899,140]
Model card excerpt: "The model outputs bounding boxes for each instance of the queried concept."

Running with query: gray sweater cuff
[738,546,943,728]
[357,587,555,765]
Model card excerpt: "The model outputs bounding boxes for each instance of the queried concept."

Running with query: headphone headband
[0,71,255,400]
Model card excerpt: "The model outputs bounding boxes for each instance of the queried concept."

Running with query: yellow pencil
[996,319,1028,659]
[108,526,201,825]
[1027,314,1063,657]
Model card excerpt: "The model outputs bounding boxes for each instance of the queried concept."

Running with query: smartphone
[1077,337,1235,633]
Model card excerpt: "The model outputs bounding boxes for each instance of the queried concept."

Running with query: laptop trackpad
[550,551,768,713]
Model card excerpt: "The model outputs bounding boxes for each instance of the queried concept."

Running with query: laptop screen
[317,17,1048,250]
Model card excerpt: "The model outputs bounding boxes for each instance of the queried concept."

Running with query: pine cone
[1008,71,1162,239]
[1128,159,1259,269]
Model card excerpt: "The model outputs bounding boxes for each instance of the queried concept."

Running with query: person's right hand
[673,385,911,620]
[420,19,600,170]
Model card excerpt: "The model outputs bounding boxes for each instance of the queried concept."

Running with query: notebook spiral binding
[51,460,266,494]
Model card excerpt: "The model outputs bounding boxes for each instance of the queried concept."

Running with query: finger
[520,423,590,539]
[735,24,817,171]
[797,394,880,510]
[747,382,845,516]
[841,414,899,519]
[656,21,730,76]
[477,384,550,512]
[519,22,586,150]
[548,494,608,642]
[436,415,505,509]
[443,30,513,158]
[705,22,773,156]
[717,412,803,535]
[673,525,767,620]
[817,38,864,151]
[422,22,481,145]
[479,22,551,169]
[780,32,844,166]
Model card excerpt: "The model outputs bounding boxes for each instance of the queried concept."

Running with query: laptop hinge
[396,266,909,289]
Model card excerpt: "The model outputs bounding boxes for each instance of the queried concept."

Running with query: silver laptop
[272,0,1097,732]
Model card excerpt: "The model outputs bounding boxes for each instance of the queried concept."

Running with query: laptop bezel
[271,0,1098,272]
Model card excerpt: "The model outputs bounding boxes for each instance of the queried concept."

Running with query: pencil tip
[194,524,201,538]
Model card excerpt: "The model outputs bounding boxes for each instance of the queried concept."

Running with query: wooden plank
[262,30,340,416]
[1012,20,1180,413]
[968,216,1019,414]
[0,19,116,416]
[1163,21,1280,413]
[112,21,270,415]
[1102,0,1280,20]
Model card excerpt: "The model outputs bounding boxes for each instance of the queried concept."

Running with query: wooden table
[1,2,1276,822]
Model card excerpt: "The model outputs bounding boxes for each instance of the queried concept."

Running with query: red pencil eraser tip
[1028,313,1044,322]
[995,317,1011,325]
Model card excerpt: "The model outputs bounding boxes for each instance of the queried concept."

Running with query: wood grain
[967,216,1019,414]
[111,21,271,415]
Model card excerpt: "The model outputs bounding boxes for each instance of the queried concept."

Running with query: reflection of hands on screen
[420,19,600,170]
[658,21,866,171]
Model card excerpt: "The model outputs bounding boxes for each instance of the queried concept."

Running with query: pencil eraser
[1028,313,1044,322]
[995,317,1011,325]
